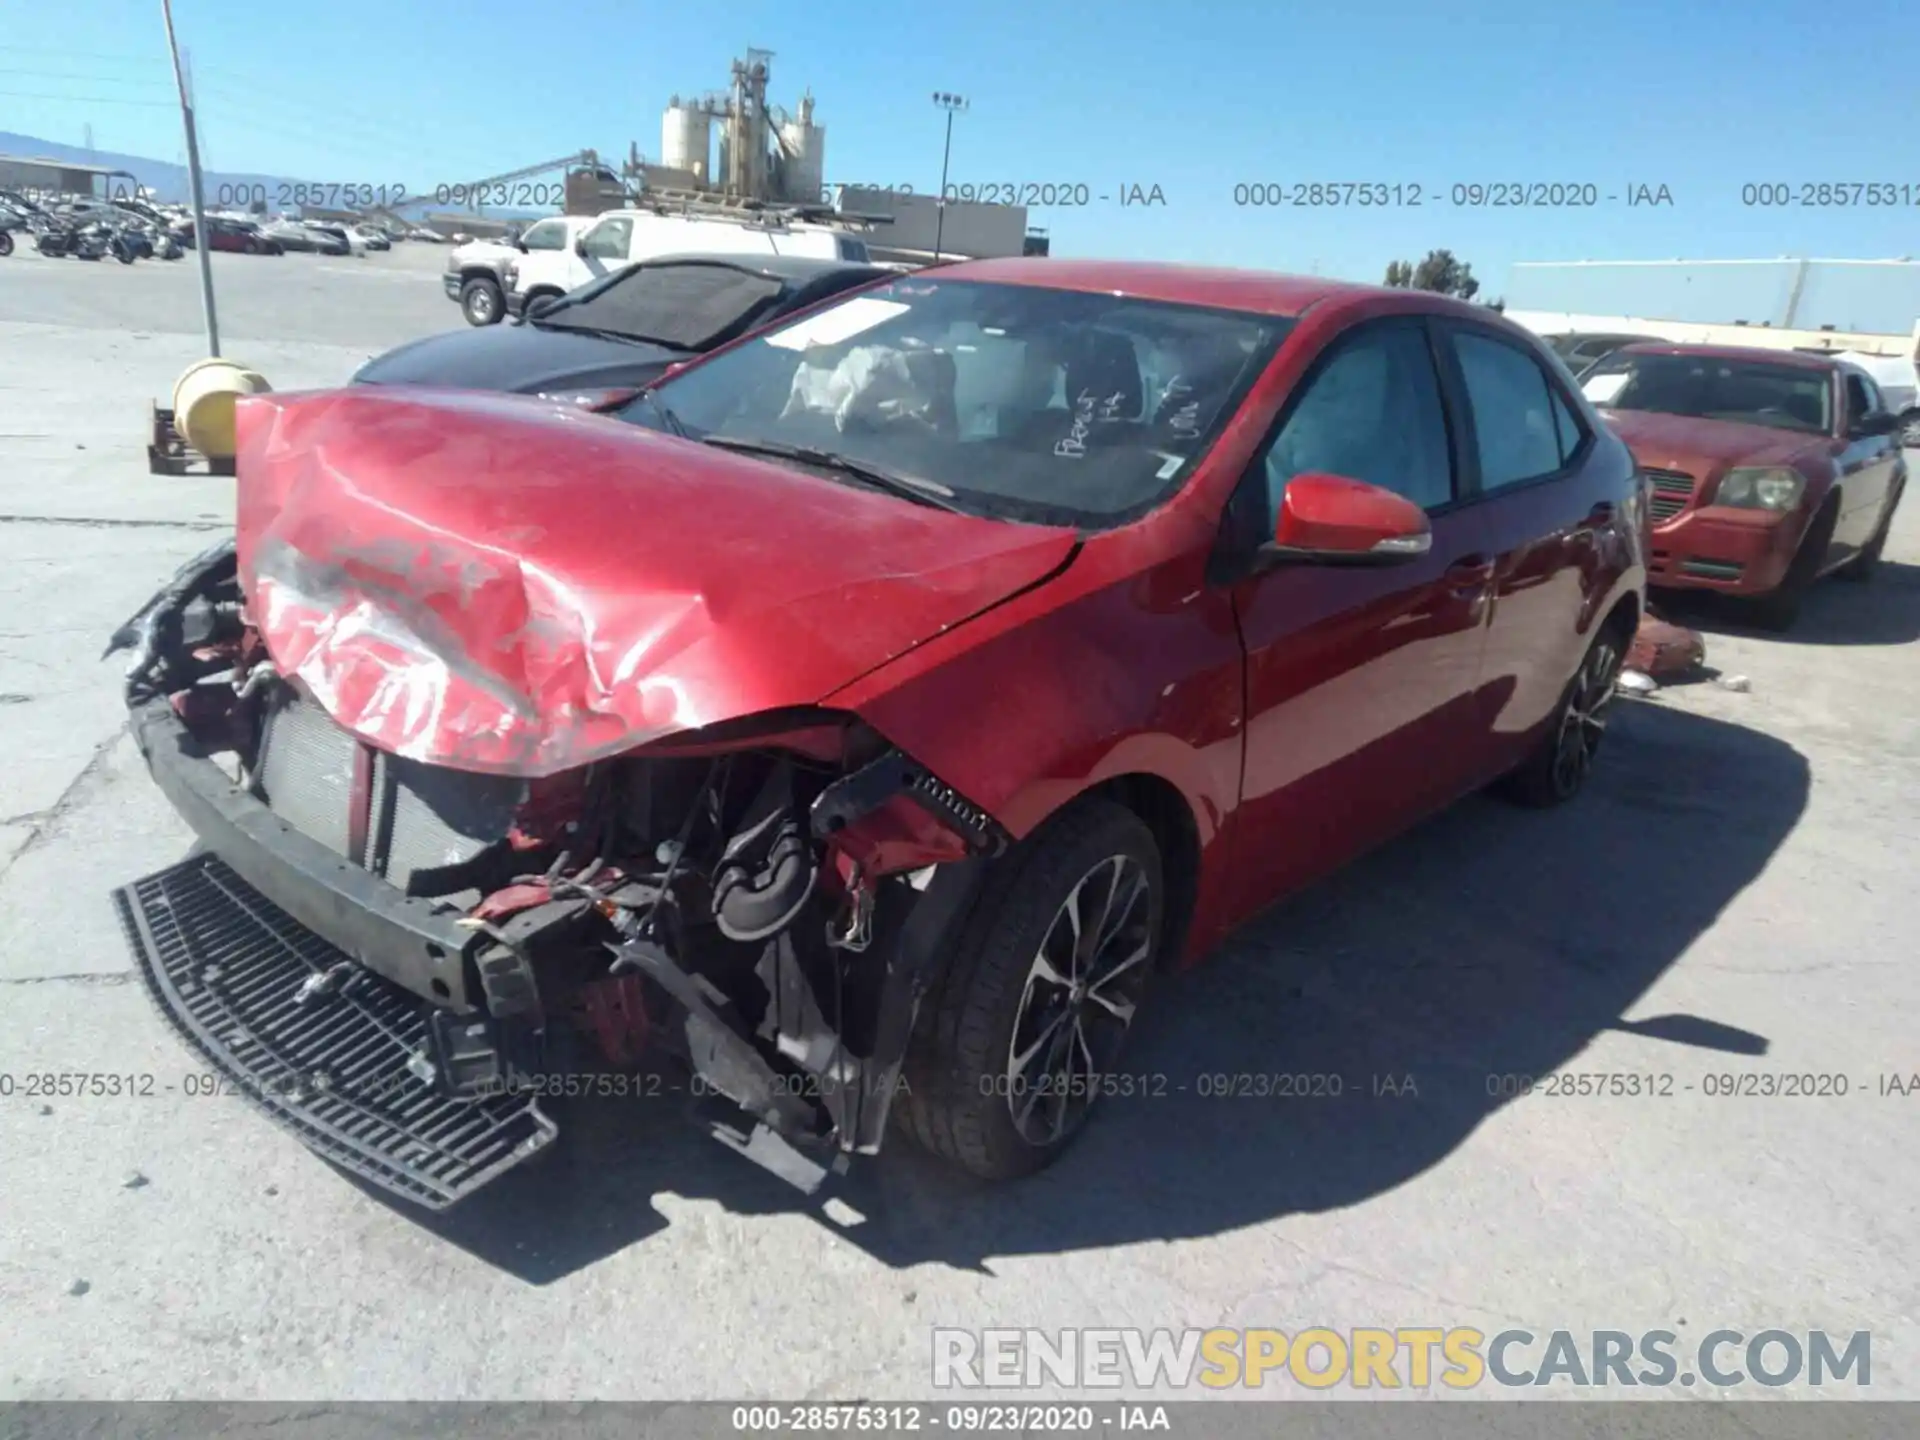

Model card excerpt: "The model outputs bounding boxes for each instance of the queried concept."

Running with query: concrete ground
[0,244,1915,1403]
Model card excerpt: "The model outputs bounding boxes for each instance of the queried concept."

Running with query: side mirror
[1851,410,1898,438]
[514,238,528,253]
[573,237,589,257]
[1265,472,1433,564]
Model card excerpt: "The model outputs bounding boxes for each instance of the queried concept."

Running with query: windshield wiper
[697,436,970,513]
[631,387,691,438]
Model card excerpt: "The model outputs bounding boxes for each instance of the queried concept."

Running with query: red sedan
[1580,343,1907,630]
[110,259,1645,1206]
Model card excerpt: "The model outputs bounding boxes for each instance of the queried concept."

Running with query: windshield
[613,278,1289,527]
[1581,352,1834,434]
[536,262,791,349]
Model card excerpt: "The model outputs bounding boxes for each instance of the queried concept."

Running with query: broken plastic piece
[1628,613,1707,678]
[1617,668,1659,696]
[1718,674,1752,693]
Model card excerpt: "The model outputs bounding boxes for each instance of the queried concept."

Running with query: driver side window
[1261,321,1455,526]
[521,220,566,251]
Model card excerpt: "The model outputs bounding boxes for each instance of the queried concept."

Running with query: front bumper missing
[114,854,555,1210]
[128,697,484,1011]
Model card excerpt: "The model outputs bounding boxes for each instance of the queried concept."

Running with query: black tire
[898,798,1163,1181]
[243,236,260,255]
[461,275,505,326]
[1900,411,1920,450]
[0,230,12,257]
[1749,500,1838,632]
[115,244,136,265]
[1494,620,1628,809]
[1836,479,1903,583]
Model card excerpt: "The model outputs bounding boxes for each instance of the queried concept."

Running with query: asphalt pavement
[0,241,1915,1403]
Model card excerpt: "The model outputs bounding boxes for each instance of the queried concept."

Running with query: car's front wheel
[461,275,504,326]
[899,798,1163,1180]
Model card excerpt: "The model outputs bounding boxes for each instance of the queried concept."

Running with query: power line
[0,89,174,107]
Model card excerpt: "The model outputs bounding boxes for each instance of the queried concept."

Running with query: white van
[504,210,872,318]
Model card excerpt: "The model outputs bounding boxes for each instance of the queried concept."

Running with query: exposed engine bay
[107,539,1008,1207]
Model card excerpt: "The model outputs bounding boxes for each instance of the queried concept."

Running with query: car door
[1835,368,1899,552]
[1222,316,1497,919]
[1435,321,1620,773]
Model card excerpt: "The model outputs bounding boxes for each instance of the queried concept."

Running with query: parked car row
[114,257,1682,1210]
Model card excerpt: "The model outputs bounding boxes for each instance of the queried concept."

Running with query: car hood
[1602,409,1830,475]
[231,388,1079,777]
[353,325,683,393]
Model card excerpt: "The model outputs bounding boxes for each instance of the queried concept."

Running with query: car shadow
[392,699,1808,1282]
[1653,558,1920,647]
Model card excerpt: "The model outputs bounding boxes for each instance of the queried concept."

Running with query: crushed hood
[232,388,1078,777]
[1603,409,1830,476]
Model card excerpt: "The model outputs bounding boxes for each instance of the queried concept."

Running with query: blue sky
[3,0,1917,296]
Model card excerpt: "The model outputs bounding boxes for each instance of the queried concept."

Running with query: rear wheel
[1900,410,1920,449]
[1836,479,1903,583]
[0,229,13,257]
[1750,501,1838,631]
[461,275,504,326]
[1495,623,1626,808]
[899,799,1163,1180]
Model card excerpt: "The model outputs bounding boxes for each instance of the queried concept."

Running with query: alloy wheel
[1003,853,1154,1146]
[1551,639,1621,798]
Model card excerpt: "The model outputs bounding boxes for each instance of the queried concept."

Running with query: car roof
[634,252,887,284]
[1614,341,1841,371]
[926,256,1436,318]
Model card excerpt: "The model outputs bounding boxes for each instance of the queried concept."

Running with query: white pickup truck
[503,210,872,319]
[441,216,595,326]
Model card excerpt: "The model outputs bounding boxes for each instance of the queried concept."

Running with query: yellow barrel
[171,358,272,461]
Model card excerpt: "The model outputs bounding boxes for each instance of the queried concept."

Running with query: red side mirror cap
[1271,472,1432,562]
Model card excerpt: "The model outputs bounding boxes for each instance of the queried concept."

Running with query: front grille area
[115,854,556,1209]
[1643,467,1698,523]
[255,693,526,892]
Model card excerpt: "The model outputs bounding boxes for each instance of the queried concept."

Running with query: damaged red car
[109,259,1645,1208]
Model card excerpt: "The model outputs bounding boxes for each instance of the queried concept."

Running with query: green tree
[1382,249,1482,302]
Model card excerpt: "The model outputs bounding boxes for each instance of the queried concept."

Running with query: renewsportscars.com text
[932,1327,1872,1391]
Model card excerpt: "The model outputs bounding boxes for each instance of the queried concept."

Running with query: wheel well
[1085,773,1201,972]
[526,286,563,301]
[460,267,501,285]
[1600,592,1639,644]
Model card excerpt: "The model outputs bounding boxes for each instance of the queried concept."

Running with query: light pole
[162,0,219,356]
[931,91,968,262]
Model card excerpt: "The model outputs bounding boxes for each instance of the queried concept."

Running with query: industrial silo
[660,97,711,182]
[778,92,825,203]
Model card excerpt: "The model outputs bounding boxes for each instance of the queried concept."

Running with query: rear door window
[581,218,631,260]
[1450,330,1569,490]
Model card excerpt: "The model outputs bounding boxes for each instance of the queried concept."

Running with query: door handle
[1584,502,1614,523]
[1445,554,1494,579]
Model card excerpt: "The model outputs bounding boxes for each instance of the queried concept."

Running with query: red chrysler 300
[108,259,1645,1207]
[1579,343,1907,630]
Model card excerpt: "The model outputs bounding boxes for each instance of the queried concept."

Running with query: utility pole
[162,0,219,356]
[931,92,968,263]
